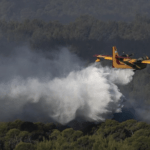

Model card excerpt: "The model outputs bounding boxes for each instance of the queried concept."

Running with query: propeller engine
[121,52,134,57]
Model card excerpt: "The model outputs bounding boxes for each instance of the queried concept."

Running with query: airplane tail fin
[112,46,133,69]
[112,46,119,68]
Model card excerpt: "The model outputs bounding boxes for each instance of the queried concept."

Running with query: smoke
[0,46,134,124]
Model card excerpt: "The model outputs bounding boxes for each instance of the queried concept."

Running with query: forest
[1,15,150,55]
[0,119,150,150]
[0,0,150,22]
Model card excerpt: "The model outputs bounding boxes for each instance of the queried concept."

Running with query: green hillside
[0,119,150,150]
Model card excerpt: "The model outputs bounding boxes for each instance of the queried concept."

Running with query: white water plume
[0,47,134,124]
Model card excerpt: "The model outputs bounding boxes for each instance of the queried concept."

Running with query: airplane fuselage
[116,57,147,70]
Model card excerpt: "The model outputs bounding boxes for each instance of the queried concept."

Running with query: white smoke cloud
[100,67,134,85]
[0,47,134,124]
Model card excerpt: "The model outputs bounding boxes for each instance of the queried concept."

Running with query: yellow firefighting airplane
[94,46,150,70]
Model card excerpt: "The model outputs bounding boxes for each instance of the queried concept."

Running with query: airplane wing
[141,60,150,64]
[93,55,112,60]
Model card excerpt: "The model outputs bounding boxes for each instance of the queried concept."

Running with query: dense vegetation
[1,0,150,22]
[1,15,150,56]
[0,119,150,150]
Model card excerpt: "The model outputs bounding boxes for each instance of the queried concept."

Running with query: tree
[14,142,35,150]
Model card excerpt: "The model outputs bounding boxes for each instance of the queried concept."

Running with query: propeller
[128,53,134,57]
[122,52,134,57]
